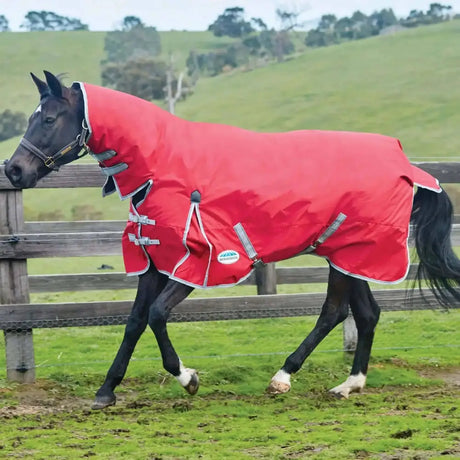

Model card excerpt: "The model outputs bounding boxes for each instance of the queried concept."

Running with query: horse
[4,71,460,410]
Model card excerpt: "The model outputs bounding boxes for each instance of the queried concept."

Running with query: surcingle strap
[234,222,264,267]
[304,212,347,253]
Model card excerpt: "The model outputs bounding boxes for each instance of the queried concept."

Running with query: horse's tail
[411,187,460,306]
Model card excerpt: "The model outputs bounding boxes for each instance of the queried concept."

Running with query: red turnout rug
[77,82,441,288]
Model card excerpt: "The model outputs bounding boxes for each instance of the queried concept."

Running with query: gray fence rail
[0,162,459,383]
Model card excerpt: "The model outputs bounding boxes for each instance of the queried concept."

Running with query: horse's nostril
[9,165,23,182]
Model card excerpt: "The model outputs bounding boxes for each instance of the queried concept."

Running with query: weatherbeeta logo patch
[217,250,240,264]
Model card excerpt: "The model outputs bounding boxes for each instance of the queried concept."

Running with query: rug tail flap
[411,165,442,192]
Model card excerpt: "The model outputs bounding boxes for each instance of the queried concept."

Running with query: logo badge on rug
[217,250,240,264]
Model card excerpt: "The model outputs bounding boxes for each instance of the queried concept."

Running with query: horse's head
[4,71,87,188]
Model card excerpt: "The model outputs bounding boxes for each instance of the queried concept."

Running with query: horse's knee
[318,301,349,331]
[336,304,350,324]
[148,305,167,330]
[124,314,148,341]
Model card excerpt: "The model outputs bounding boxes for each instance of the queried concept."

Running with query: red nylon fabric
[79,83,441,288]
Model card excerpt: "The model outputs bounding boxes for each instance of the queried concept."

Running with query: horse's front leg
[92,266,168,410]
[148,280,197,394]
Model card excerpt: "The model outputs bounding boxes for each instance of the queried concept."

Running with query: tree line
[0,10,88,31]
[305,3,453,47]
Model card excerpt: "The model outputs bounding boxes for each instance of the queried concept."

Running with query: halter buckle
[44,157,55,168]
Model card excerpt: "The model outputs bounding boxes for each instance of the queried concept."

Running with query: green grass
[0,385,457,459]
[0,311,458,459]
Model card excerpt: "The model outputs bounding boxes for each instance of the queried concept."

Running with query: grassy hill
[0,21,459,222]
[177,20,460,161]
[0,30,235,114]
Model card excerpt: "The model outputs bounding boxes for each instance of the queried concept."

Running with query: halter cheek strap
[19,119,90,171]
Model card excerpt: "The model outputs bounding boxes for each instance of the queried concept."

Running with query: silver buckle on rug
[128,233,160,246]
[128,213,156,225]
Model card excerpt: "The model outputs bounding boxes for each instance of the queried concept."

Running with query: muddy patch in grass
[417,366,460,386]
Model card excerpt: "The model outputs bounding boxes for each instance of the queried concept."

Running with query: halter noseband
[19,119,90,171]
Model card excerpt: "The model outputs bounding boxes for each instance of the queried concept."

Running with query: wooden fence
[0,162,459,383]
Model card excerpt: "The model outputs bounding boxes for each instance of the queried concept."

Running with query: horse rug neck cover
[76,82,442,288]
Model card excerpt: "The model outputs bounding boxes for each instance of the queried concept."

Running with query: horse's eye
[44,116,56,125]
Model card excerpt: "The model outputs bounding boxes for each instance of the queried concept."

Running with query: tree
[100,20,189,108]
[102,57,191,104]
[251,17,267,31]
[318,14,337,32]
[305,29,337,47]
[122,15,144,30]
[0,110,27,142]
[275,4,308,31]
[164,55,191,114]
[0,15,9,32]
[401,9,427,27]
[349,11,374,39]
[369,8,397,30]
[208,7,254,37]
[400,4,452,27]
[103,23,161,63]
[21,10,88,31]
[334,17,354,40]
[427,3,452,20]
[102,58,168,100]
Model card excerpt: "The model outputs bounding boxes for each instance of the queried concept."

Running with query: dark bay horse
[4,71,460,410]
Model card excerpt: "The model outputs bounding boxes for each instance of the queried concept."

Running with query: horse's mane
[55,72,69,84]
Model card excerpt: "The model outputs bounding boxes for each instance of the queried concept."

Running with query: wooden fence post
[0,188,35,383]
[343,315,358,354]
[255,262,277,295]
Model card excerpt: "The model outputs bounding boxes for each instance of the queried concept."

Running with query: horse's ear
[43,70,63,98]
[30,72,49,97]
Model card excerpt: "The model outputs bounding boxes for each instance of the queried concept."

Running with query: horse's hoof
[266,379,291,395]
[329,389,349,399]
[91,394,116,410]
[184,371,199,395]
[329,374,366,400]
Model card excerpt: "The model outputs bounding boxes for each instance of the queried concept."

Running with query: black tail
[411,187,460,307]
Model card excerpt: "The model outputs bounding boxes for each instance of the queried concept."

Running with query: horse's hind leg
[329,279,380,398]
[92,266,168,410]
[148,280,198,394]
[268,267,351,394]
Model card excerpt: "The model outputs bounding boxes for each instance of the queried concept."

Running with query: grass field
[0,310,459,458]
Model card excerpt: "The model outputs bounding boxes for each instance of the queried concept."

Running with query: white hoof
[175,362,198,394]
[267,369,291,394]
[329,373,366,399]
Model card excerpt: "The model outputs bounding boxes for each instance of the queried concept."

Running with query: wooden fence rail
[1,162,459,383]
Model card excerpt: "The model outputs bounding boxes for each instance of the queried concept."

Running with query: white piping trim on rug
[171,202,195,278]
[157,268,255,290]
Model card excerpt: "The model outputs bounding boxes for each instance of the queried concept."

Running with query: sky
[1,1,459,31]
